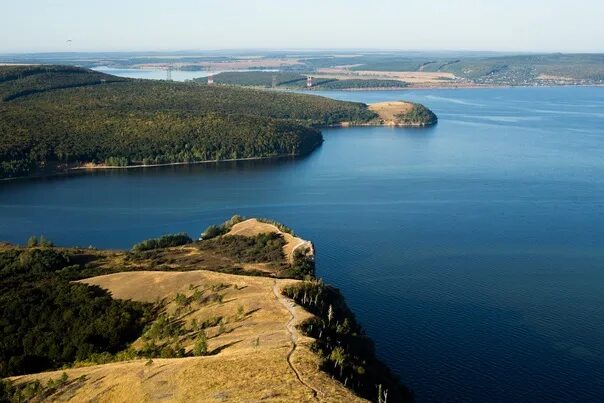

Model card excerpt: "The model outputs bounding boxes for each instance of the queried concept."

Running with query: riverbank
[72,155,295,171]
[0,155,297,182]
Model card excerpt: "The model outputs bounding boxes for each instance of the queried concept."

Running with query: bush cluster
[131,232,193,252]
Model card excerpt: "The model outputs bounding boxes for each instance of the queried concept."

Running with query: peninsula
[0,65,437,180]
[0,217,412,402]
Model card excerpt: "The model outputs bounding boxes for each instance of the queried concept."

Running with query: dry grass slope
[8,224,363,402]
[368,101,414,125]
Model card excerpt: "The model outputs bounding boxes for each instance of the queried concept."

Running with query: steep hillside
[0,217,412,402]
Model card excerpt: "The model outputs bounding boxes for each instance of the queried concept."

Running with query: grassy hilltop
[0,217,412,402]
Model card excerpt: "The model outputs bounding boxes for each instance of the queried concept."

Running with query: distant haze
[2,0,603,53]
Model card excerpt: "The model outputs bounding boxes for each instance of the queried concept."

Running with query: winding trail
[272,280,320,401]
[288,239,312,263]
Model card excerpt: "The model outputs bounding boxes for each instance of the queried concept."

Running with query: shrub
[38,235,54,248]
[174,293,189,307]
[132,233,192,252]
[198,233,285,263]
[27,236,38,248]
[200,224,225,240]
[290,247,315,278]
[199,315,222,329]
[200,215,245,240]
[193,330,208,356]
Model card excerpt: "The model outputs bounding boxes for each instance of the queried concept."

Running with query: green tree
[38,235,54,248]
[330,346,347,376]
[174,293,188,307]
[27,236,38,248]
[193,330,208,356]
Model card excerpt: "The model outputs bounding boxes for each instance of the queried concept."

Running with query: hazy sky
[2,0,603,53]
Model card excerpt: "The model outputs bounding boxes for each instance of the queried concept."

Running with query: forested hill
[0,65,376,179]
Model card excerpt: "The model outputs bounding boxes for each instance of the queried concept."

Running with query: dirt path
[288,239,311,262]
[272,280,320,401]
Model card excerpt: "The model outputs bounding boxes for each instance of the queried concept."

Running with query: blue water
[1,87,604,402]
[92,66,212,81]
[92,66,278,82]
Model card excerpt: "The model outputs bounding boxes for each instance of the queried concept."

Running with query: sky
[2,0,603,53]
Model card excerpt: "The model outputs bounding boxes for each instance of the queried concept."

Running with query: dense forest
[0,246,153,377]
[0,66,376,178]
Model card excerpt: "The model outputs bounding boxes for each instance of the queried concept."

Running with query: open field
[341,101,437,127]
[315,68,462,87]
[369,101,413,122]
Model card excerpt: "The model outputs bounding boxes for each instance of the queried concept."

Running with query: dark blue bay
[1,86,604,401]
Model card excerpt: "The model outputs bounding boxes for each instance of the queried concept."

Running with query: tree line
[283,280,413,402]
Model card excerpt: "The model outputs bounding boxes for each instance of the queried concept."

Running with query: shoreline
[0,155,298,183]
[72,155,290,171]
[0,110,437,182]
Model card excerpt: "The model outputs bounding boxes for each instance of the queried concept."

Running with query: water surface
[2,87,604,402]
[92,66,277,82]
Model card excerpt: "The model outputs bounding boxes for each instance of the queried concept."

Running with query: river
[1,86,603,401]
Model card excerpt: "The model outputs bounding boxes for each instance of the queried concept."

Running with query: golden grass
[368,101,414,124]
[13,269,365,402]
[316,67,457,84]
[537,74,574,81]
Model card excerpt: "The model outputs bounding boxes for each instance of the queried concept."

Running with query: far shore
[307,83,604,91]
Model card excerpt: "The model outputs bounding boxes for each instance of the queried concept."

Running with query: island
[0,65,437,180]
[0,217,413,402]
